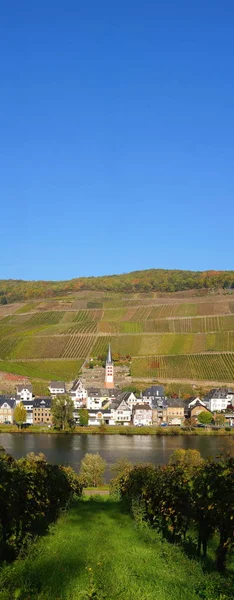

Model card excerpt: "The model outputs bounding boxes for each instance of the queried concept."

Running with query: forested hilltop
[1,269,234,303]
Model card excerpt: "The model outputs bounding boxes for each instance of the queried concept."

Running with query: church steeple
[104,343,114,388]
[106,343,112,365]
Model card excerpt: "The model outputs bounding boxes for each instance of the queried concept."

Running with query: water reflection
[0,433,231,481]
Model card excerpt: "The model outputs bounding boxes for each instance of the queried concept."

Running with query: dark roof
[88,409,112,414]
[110,397,131,410]
[49,381,65,388]
[151,398,167,409]
[16,384,32,393]
[133,403,152,411]
[115,391,133,402]
[167,398,184,408]
[34,398,51,408]
[107,389,119,397]
[70,378,85,392]
[205,388,234,400]
[110,400,122,410]
[87,387,119,398]
[143,385,165,397]
[22,399,34,406]
[0,396,16,408]
[87,387,105,396]
[184,397,204,409]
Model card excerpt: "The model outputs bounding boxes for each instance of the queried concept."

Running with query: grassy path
[0,498,224,600]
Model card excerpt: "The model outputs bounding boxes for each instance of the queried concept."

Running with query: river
[1,433,232,480]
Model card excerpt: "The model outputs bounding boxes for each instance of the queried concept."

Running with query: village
[0,344,234,429]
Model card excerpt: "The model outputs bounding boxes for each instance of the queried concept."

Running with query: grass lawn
[0,498,230,600]
[0,359,83,380]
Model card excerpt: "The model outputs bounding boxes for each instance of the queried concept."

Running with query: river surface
[0,433,232,480]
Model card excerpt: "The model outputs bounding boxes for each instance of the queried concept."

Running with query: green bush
[119,456,234,572]
[0,452,83,562]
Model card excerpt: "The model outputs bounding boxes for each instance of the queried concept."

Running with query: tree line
[111,449,234,572]
[1,268,234,302]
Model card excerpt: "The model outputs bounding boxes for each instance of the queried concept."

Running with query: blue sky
[1,1,234,280]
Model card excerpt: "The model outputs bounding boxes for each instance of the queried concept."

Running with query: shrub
[0,452,83,562]
[110,458,133,497]
[119,456,234,571]
[79,453,106,487]
[61,466,83,496]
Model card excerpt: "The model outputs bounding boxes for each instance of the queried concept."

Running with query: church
[104,343,114,389]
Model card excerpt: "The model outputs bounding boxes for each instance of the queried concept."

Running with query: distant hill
[0,288,234,386]
[1,269,234,303]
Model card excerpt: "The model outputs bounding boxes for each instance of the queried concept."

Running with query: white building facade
[16,385,33,403]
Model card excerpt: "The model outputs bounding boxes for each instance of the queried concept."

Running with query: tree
[51,395,74,430]
[79,408,89,427]
[110,458,133,496]
[197,411,213,426]
[184,416,197,431]
[111,458,133,477]
[215,413,227,428]
[13,403,26,429]
[79,453,106,487]
[169,449,203,474]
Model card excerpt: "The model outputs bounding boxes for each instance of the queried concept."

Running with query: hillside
[0,290,234,387]
[1,268,234,303]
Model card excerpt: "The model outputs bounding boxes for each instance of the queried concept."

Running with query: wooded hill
[1,269,234,304]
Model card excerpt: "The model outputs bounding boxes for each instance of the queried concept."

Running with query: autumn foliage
[1,268,234,303]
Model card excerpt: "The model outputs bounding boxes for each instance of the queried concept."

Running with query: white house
[110,397,132,425]
[22,399,34,424]
[70,379,87,407]
[204,388,234,412]
[188,397,206,409]
[48,381,66,396]
[0,397,16,423]
[132,403,152,426]
[16,384,33,403]
[86,387,117,410]
[88,409,115,426]
[116,391,139,410]
[142,385,165,407]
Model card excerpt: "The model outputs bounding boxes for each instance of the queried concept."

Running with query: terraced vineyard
[0,290,234,383]
[131,354,234,382]
[62,334,96,358]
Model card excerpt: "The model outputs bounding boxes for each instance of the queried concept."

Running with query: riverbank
[0,497,231,600]
[1,423,234,435]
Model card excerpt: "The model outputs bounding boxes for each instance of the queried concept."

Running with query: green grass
[16,302,40,313]
[1,423,234,436]
[0,359,83,380]
[10,336,69,359]
[0,497,229,600]
[30,378,51,395]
